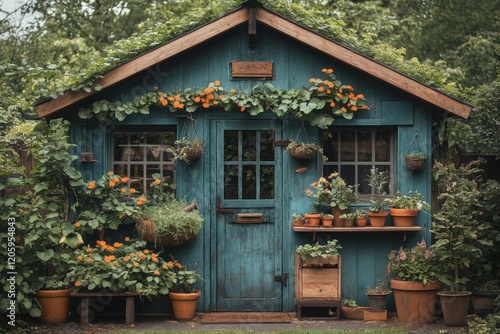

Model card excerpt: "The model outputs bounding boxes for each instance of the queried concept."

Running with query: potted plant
[387,191,430,227]
[321,213,334,226]
[329,172,359,225]
[404,152,426,172]
[166,259,202,320]
[472,280,500,316]
[295,239,342,264]
[432,160,485,326]
[286,140,321,161]
[135,174,203,247]
[339,212,356,227]
[366,280,391,311]
[292,212,305,226]
[388,239,443,323]
[354,209,368,227]
[366,167,389,227]
[340,298,368,320]
[166,136,204,164]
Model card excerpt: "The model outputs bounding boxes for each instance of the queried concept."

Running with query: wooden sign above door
[231,61,273,79]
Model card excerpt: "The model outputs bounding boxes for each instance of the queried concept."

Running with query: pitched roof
[36,1,472,120]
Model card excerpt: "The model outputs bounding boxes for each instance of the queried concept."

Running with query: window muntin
[322,129,393,198]
[111,129,176,194]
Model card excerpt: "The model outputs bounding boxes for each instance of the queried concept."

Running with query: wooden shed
[36,0,471,314]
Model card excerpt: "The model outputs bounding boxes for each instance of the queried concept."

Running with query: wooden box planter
[295,254,341,320]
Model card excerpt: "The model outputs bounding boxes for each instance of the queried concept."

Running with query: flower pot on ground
[387,191,430,227]
[169,290,201,320]
[471,280,500,315]
[366,281,391,310]
[36,288,73,325]
[388,239,444,324]
[432,160,486,326]
[340,299,368,320]
[166,260,202,321]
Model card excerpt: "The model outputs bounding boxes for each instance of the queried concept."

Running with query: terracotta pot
[304,213,321,226]
[437,291,471,326]
[471,291,499,315]
[331,207,348,227]
[321,216,334,226]
[391,278,441,324]
[389,208,419,227]
[367,211,388,227]
[35,288,72,325]
[340,306,369,320]
[169,290,201,320]
[356,218,368,227]
[366,293,390,310]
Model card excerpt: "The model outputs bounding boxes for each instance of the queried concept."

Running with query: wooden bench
[70,291,138,325]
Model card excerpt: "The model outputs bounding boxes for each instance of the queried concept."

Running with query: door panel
[212,120,283,311]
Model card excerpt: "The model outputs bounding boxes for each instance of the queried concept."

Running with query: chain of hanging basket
[404,133,426,172]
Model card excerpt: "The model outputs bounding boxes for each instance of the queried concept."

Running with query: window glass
[323,129,393,197]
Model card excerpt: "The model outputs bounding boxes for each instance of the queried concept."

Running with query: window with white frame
[322,129,393,198]
[111,127,176,194]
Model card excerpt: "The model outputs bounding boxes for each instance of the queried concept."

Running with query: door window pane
[224,130,238,161]
[260,130,274,161]
[224,165,238,199]
[242,131,256,161]
[242,165,256,199]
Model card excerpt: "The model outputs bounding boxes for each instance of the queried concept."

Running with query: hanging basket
[174,141,204,164]
[404,156,426,172]
[136,219,199,247]
[287,144,317,161]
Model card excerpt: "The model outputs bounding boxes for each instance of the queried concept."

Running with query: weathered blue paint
[68,21,436,313]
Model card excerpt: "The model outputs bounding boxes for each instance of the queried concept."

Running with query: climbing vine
[78,68,369,129]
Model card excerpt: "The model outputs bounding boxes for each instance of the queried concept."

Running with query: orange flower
[158,92,164,97]
[133,262,140,267]
[87,181,96,190]
[214,80,221,86]
[77,255,83,261]
[240,106,246,112]
[330,101,336,107]
[123,256,130,262]
[120,188,127,193]
[153,270,160,276]
[318,86,325,92]
[207,94,215,100]
[113,242,123,248]
[326,89,332,94]
[230,89,236,93]
[121,177,129,183]
[348,92,355,100]
[130,253,136,258]
[167,261,174,268]
[113,261,118,266]
[194,96,201,103]
[74,221,81,228]
[113,177,119,182]
[174,95,182,102]
[202,102,210,108]
[336,92,343,99]
[345,85,353,90]
[154,179,161,185]
[352,106,358,111]
[356,94,365,99]
[362,105,370,110]
[213,100,219,105]
[109,181,116,187]
[159,96,167,106]
[341,107,347,113]
[86,247,92,253]
[130,188,137,194]
[162,264,168,269]
[107,246,115,252]
[311,182,318,187]
[138,253,146,260]
[143,249,150,254]
[75,281,81,287]
[125,236,130,242]
[167,96,175,102]
[85,258,91,264]
[327,81,334,88]
[107,171,113,175]
[175,263,183,269]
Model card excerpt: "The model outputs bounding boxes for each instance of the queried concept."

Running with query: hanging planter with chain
[404,133,426,172]
[167,114,204,164]
[286,121,324,161]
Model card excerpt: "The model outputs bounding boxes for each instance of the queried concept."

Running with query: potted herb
[134,174,203,247]
[432,160,486,326]
[366,280,391,310]
[366,167,389,227]
[388,239,443,323]
[387,191,430,227]
[295,239,342,265]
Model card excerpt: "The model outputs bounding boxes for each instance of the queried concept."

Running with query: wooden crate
[364,309,387,321]
[295,254,341,319]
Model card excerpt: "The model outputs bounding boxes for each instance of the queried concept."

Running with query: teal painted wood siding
[68,22,435,313]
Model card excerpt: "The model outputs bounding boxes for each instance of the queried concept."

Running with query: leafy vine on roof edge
[77,68,370,129]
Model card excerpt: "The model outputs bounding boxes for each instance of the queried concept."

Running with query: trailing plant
[366,167,389,212]
[79,69,369,129]
[167,137,204,164]
[431,160,490,293]
[341,299,359,307]
[295,239,342,261]
[403,152,427,159]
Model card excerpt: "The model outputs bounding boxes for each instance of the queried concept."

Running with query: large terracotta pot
[35,288,72,325]
[389,208,419,227]
[366,211,388,227]
[331,207,347,227]
[437,291,471,326]
[472,291,500,315]
[169,290,201,320]
[391,278,441,324]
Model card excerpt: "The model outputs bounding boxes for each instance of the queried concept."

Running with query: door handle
[216,196,235,217]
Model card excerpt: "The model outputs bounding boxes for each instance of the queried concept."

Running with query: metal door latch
[274,273,288,287]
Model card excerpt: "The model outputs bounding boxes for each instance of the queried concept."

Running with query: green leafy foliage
[295,240,342,261]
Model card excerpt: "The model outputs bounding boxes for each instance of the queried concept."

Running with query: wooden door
[211,120,284,311]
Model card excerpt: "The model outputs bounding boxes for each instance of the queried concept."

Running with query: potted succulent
[135,174,203,247]
[386,191,430,227]
[166,259,202,320]
[354,209,368,227]
[366,280,391,311]
[388,239,443,323]
[366,167,389,227]
[432,160,485,326]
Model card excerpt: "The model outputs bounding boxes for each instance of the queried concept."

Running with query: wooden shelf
[292,226,422,233]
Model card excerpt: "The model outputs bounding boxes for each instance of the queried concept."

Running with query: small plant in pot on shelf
[366,167,389,227]
[339,212,357,227]
[292,212,305,226]
[329,172,359,226]
[354,209,368,227]
[432,160,487,326]
[387,191,430,227]
[366,280,391,311]
[388,239,443,324]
